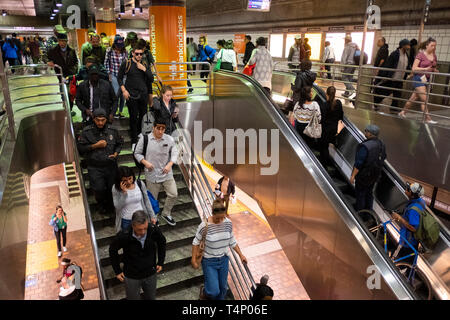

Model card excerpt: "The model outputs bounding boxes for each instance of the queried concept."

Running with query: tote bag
[243,63,256,76]
[303,110,322,139]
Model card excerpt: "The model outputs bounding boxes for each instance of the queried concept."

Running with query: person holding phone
[151,85,179,136]
[50,205,68,257]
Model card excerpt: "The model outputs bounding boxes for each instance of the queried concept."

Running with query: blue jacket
[2,42,18,59]
[197,44,216,62]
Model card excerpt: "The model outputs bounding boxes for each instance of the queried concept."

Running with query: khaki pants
[146,177,178,217]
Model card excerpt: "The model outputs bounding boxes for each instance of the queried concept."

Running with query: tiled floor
[24,164,99,300]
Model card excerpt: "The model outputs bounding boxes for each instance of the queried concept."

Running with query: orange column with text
[149,1,187,98]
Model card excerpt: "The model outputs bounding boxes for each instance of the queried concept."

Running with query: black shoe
[188,88,194,93]
[162,215,176,226]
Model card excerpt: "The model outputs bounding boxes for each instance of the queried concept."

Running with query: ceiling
[0,0,36,16]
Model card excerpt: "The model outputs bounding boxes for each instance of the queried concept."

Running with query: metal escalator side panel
[193,70,417,299]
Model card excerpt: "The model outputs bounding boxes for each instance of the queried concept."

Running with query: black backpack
[133,134,148,172]
[353,49,368,65]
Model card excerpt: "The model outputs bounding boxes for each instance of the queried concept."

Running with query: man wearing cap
[77,108,123,215]
[390,182,424,260]
[341,35,358,97]
[288,35,306,69]
[82,33,106,66]
[47,32,79,115]
[75,55,109,81]
[350,124,386,211]
[134,118,179,227]
[125,32,138,56]
[105,35,128,118]
[80,28,96,66]
[373,39,411,113]
[75,65,117,125]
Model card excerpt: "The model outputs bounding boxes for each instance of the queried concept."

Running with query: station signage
[234,34,246,54]
[247,0,271,12]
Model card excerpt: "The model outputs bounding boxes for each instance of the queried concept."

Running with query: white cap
[295,34,301,40]
[410,182,424,197]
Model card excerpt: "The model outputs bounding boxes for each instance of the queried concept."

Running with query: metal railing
[2,63,108,300]
[154,62,213,99]
[273,60,450,125]
[174,122,257,300]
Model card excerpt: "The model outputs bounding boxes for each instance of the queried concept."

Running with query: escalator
[179,70,450,299]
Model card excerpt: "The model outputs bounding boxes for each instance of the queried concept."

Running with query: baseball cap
[345,34,352,41]
[365,124,380,136]
[295,34,301,40]
[114,35,125,48]
[93,108,107,118]
[399,39,411,48]
[54,25,66,34]
[408,182,424,197]
[126,31,138,40]
[88,27,96,35]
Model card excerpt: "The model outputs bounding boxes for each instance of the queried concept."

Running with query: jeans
[121,218,132,233]
[342,66,356,95]
[54,228,67,252]
[124,274,157,300]
[355,180,375,212]
[110,74,125,113]
[325,58,335,79]
[146,177,178,217]
[201,255,229,300]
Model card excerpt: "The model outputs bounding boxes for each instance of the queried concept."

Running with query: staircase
[64,163,81,198]
[81,117,205,300]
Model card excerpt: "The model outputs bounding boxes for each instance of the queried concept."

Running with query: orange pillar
[76,29,88,53]
[149,0,187,98]
[94,0,116,46]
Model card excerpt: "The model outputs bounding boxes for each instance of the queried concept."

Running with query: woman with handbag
[112,166,157,233]
[318,86,344,166]
[50,205,68,258]
[293,86,322,148]
[191,198,247,300]
[214,40,237,72]
[245,37,273,94]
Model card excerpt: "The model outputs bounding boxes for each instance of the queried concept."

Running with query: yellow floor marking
[26,240,59,276]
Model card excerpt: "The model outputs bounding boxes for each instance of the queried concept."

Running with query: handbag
[213,50,224,72]
[49,215,59,232]
[303,110,322,139]
[146,190,160,215]
[196,221,209,264]
[243,63,256,76]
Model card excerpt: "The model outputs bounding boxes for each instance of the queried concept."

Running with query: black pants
[200,63,211,83]
[54,228,67,252]
[325,58,335,79]
[355,180,375,212]
[373,80,403,112]
[318,131,336,167]
[294,120,315,149]
[7,58,17,73]
[127,94,148,144]
[88,164,117,213]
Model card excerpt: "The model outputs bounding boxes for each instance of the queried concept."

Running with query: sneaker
[342,92,350,98]
[58,251,62,257]
[199,285,207,300]
[426,119,437,124]
[398,111,406,118]
[188,88,194,93]
[119,113,125,119]
[162,215,176,226]
[114,113,120,119]
[63,247,67,252]
[348,92,357,100]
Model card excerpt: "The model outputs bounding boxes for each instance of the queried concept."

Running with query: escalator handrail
[213,69,419,300]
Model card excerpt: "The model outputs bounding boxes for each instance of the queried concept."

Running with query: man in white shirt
[322,41,335,79]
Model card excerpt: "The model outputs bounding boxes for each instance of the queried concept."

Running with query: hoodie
[341,42,358,65]
[292,70,317,103]
[374,44,389,67]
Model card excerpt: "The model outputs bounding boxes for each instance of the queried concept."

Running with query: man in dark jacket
[373,39,411,112]
[75,65,117,124]
[242,35,256,66]
[374,37,389,68]
[77,108,123,214]
[291,60,317,104]
[75,56,109,81]
[350,125,386,212]
[46,32,79,115]
[109,210,166,300]
[81,33,106,66]
[118,44,154,144]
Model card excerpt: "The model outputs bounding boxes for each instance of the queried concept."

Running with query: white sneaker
[63,247,68,252]
[58,251,62,257]
[163,215,176,226]
[426,119,437,124]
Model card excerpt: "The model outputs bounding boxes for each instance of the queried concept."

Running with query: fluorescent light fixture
[51,12,56,16]
[2,11,6,16]
[50,16,55,20]
[55,0,63,7]
[53,8,59,13]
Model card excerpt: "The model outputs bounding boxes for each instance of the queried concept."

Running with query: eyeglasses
[134,52,143,56]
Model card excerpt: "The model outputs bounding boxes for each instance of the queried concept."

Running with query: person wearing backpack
[118,44,154,145]
[392,182,439,256]
[340,35,358,98]
[197,36,216,83]
[350,124,386,211]
[134,118,179,227]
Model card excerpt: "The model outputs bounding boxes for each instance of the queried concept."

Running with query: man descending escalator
[77,108,124,215]
[350,125,386,212]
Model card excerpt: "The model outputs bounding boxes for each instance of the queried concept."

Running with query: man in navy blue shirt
[350,124,386,211]
[391,182,424,262]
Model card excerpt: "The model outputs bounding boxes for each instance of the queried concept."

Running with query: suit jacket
[75,79,117,120]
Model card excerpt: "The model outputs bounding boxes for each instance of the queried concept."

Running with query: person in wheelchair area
[391,182,425,262]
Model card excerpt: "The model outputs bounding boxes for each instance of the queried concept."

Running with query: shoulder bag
[303,107,322,139]
[196,220,209,264]
[243,63,255,76]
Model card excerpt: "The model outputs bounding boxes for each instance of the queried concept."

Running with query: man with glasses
[118,44,154,144]
[134,118,179,227]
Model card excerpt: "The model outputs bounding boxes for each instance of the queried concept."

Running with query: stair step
[104,264,204,300]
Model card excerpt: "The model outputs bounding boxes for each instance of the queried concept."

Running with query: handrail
[273,60,450,125]
[174,122,257,299]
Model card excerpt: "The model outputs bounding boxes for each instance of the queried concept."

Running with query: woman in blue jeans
[191,198,247,300]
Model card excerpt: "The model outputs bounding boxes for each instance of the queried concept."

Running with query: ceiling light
[2,11,6,17]
[51,12,56,16]
[50,16,55,20]
[55,0,63,7]
[53,7,59,13]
